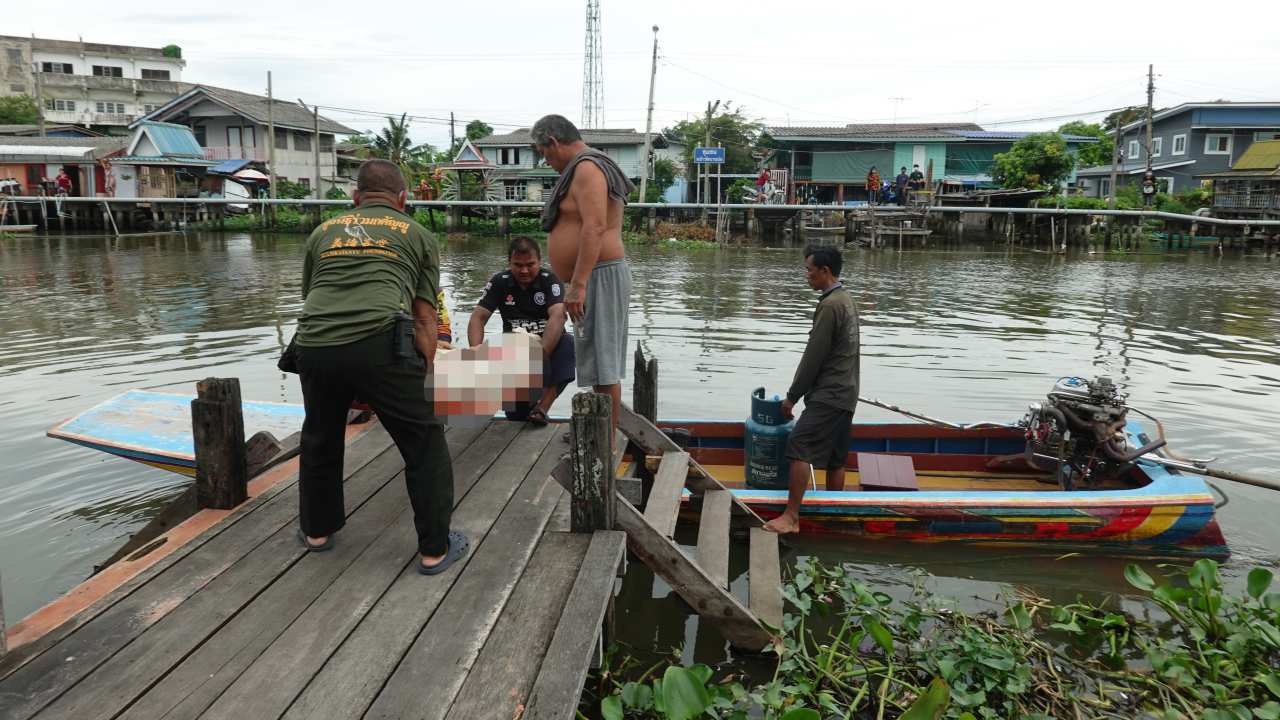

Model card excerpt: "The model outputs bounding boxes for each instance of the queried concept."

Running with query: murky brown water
[1,231,1277,660]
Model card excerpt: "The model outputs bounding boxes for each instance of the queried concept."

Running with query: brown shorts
[786,401,853,470]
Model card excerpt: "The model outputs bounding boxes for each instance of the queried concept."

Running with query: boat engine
[1020,376,1166,490]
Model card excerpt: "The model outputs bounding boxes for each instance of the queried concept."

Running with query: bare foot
[303,534,329,548]
[420,551,447,569]
[762,514,800,534]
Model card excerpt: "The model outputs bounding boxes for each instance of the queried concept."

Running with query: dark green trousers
[296,327,453,556]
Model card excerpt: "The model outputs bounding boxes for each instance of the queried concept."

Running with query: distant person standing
[755,167,771,202]
[763,245,860,535]
[55,168,72,196]
[865,166,881,205]
[533,114,634,443]
[1141,171,1156,208]
[894,167,910,206]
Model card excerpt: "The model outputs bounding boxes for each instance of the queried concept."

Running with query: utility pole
[1145,63,1155,174]
[299,98,320,199]
[449,111,456,156]
[702,99,719,214]
[637,25,659,203]
[33,63,46,137]
[266,72,276,200]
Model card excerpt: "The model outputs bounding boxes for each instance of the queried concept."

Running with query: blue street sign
[694,146,726,164]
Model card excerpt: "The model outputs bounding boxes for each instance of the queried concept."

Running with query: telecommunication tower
[581,0,604,128]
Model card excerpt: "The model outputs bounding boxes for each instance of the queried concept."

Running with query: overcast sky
[15,1,1280,149]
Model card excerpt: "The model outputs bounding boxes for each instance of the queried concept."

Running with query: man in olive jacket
[763,245,860,534]
[294,159,465,575]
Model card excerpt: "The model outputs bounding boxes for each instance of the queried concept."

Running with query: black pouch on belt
[277,334,299,374]
[392,311,417,360]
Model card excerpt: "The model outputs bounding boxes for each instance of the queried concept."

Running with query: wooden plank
[749,528,784,630]
[643,451,690,538]
[25,444,415,720]
[120,486,415,720]
[857,452,918,491]
[176,422,537,720]
[0,423,408,682]
[571,393,615,533]
[191,377,248,509]
[276,428,565,720]
[619,405,761,522]
[617,498,771,651]
[696,490,732,589]
[444,533,590,718]
[0,426,402,718]
[0,571,6,658]
[357,430,568,720]
[523,530,627,720]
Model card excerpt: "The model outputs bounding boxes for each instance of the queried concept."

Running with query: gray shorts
[576,258,631,387]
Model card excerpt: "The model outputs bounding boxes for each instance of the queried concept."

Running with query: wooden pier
[0,416,625,720]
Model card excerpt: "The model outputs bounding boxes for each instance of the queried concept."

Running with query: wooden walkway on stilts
[0,418,625,720]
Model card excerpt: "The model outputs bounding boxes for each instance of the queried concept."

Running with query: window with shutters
[294,131,311,151]
[92,65,124,78]
[140,69,170,80]
[41,62,73,74]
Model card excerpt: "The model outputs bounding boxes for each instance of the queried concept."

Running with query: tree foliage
[631,157,677,202]
[992,132,1075,190]
[369,114,437,177]
[0,95,39,124]
[1057,121,1111,168]
[663,102,762,181]
[1102,106,1146,132]
[465,119,493,141]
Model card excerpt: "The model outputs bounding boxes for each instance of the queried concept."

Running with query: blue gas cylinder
[745,387,796,489]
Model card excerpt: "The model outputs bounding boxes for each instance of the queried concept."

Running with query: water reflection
[0,231,1277,635]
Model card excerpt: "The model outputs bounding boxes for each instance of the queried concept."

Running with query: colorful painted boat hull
[47,390,306,478]
[658,419,1228,558]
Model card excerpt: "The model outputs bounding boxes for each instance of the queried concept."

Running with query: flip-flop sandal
[418,531,469,575]
[297,528,334,552]
[527,408,549,427]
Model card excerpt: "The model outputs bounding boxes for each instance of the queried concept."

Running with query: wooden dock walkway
[0,418,625,720]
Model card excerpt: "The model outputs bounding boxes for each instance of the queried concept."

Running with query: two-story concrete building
[0,35,186,132]
[1076,102,1280,198]
[135,85,357,197]
[472,127,658,201]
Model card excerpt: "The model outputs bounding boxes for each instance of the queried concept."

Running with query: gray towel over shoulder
[540,148,635,231]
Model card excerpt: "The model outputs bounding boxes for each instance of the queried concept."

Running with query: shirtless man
[533,114,634,439]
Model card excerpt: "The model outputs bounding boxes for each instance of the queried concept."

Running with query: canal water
[1,231,1277,662]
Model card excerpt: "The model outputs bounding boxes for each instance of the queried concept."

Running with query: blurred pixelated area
[429,331,544,417]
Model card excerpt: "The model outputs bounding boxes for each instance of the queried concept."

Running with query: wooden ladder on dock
[615,404,782,651]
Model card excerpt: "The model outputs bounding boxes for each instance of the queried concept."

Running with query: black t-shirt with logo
[477,269,565,335]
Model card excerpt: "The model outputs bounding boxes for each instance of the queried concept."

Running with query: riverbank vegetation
[586,558,1279,719]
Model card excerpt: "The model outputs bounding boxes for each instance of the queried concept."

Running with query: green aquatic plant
[587,557,1280,719]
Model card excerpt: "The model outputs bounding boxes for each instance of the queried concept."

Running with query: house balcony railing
[203,146,267,162]
[1213,191,1280,210]
[94,113,135,125]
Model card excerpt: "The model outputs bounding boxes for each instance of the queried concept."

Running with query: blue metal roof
[138,121,205,158]
[208,158,252,174]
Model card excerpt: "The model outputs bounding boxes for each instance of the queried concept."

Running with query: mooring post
[191,377,249,510]
[648,206,657,234]
[633,341,658,425]
[570,392,615,533]
[498,206,510,236]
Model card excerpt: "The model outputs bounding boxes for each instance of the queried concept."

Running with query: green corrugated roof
[1233,139,1280,170]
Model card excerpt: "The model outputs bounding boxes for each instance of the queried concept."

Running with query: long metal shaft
[1142,455,1280,493]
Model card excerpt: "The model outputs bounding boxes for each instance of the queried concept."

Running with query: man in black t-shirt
[467,236,575,424]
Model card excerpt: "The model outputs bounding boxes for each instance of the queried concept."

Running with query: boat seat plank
[857,453,919,491]
[748,528,783,629]
[696,490,731,589]
[644,452,690,538]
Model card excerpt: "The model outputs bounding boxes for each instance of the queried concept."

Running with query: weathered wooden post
[633,341,657,424]
[570,392,615,533]
[191,377,249,510]
[498,206,510,236]
[647,207,657,234]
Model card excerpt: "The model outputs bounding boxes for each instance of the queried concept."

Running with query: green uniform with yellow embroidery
[298,205,439,347]
[294,201,454,558]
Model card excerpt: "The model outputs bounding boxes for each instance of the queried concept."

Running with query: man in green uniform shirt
[763,244,860,535]
[294,159,465,575]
